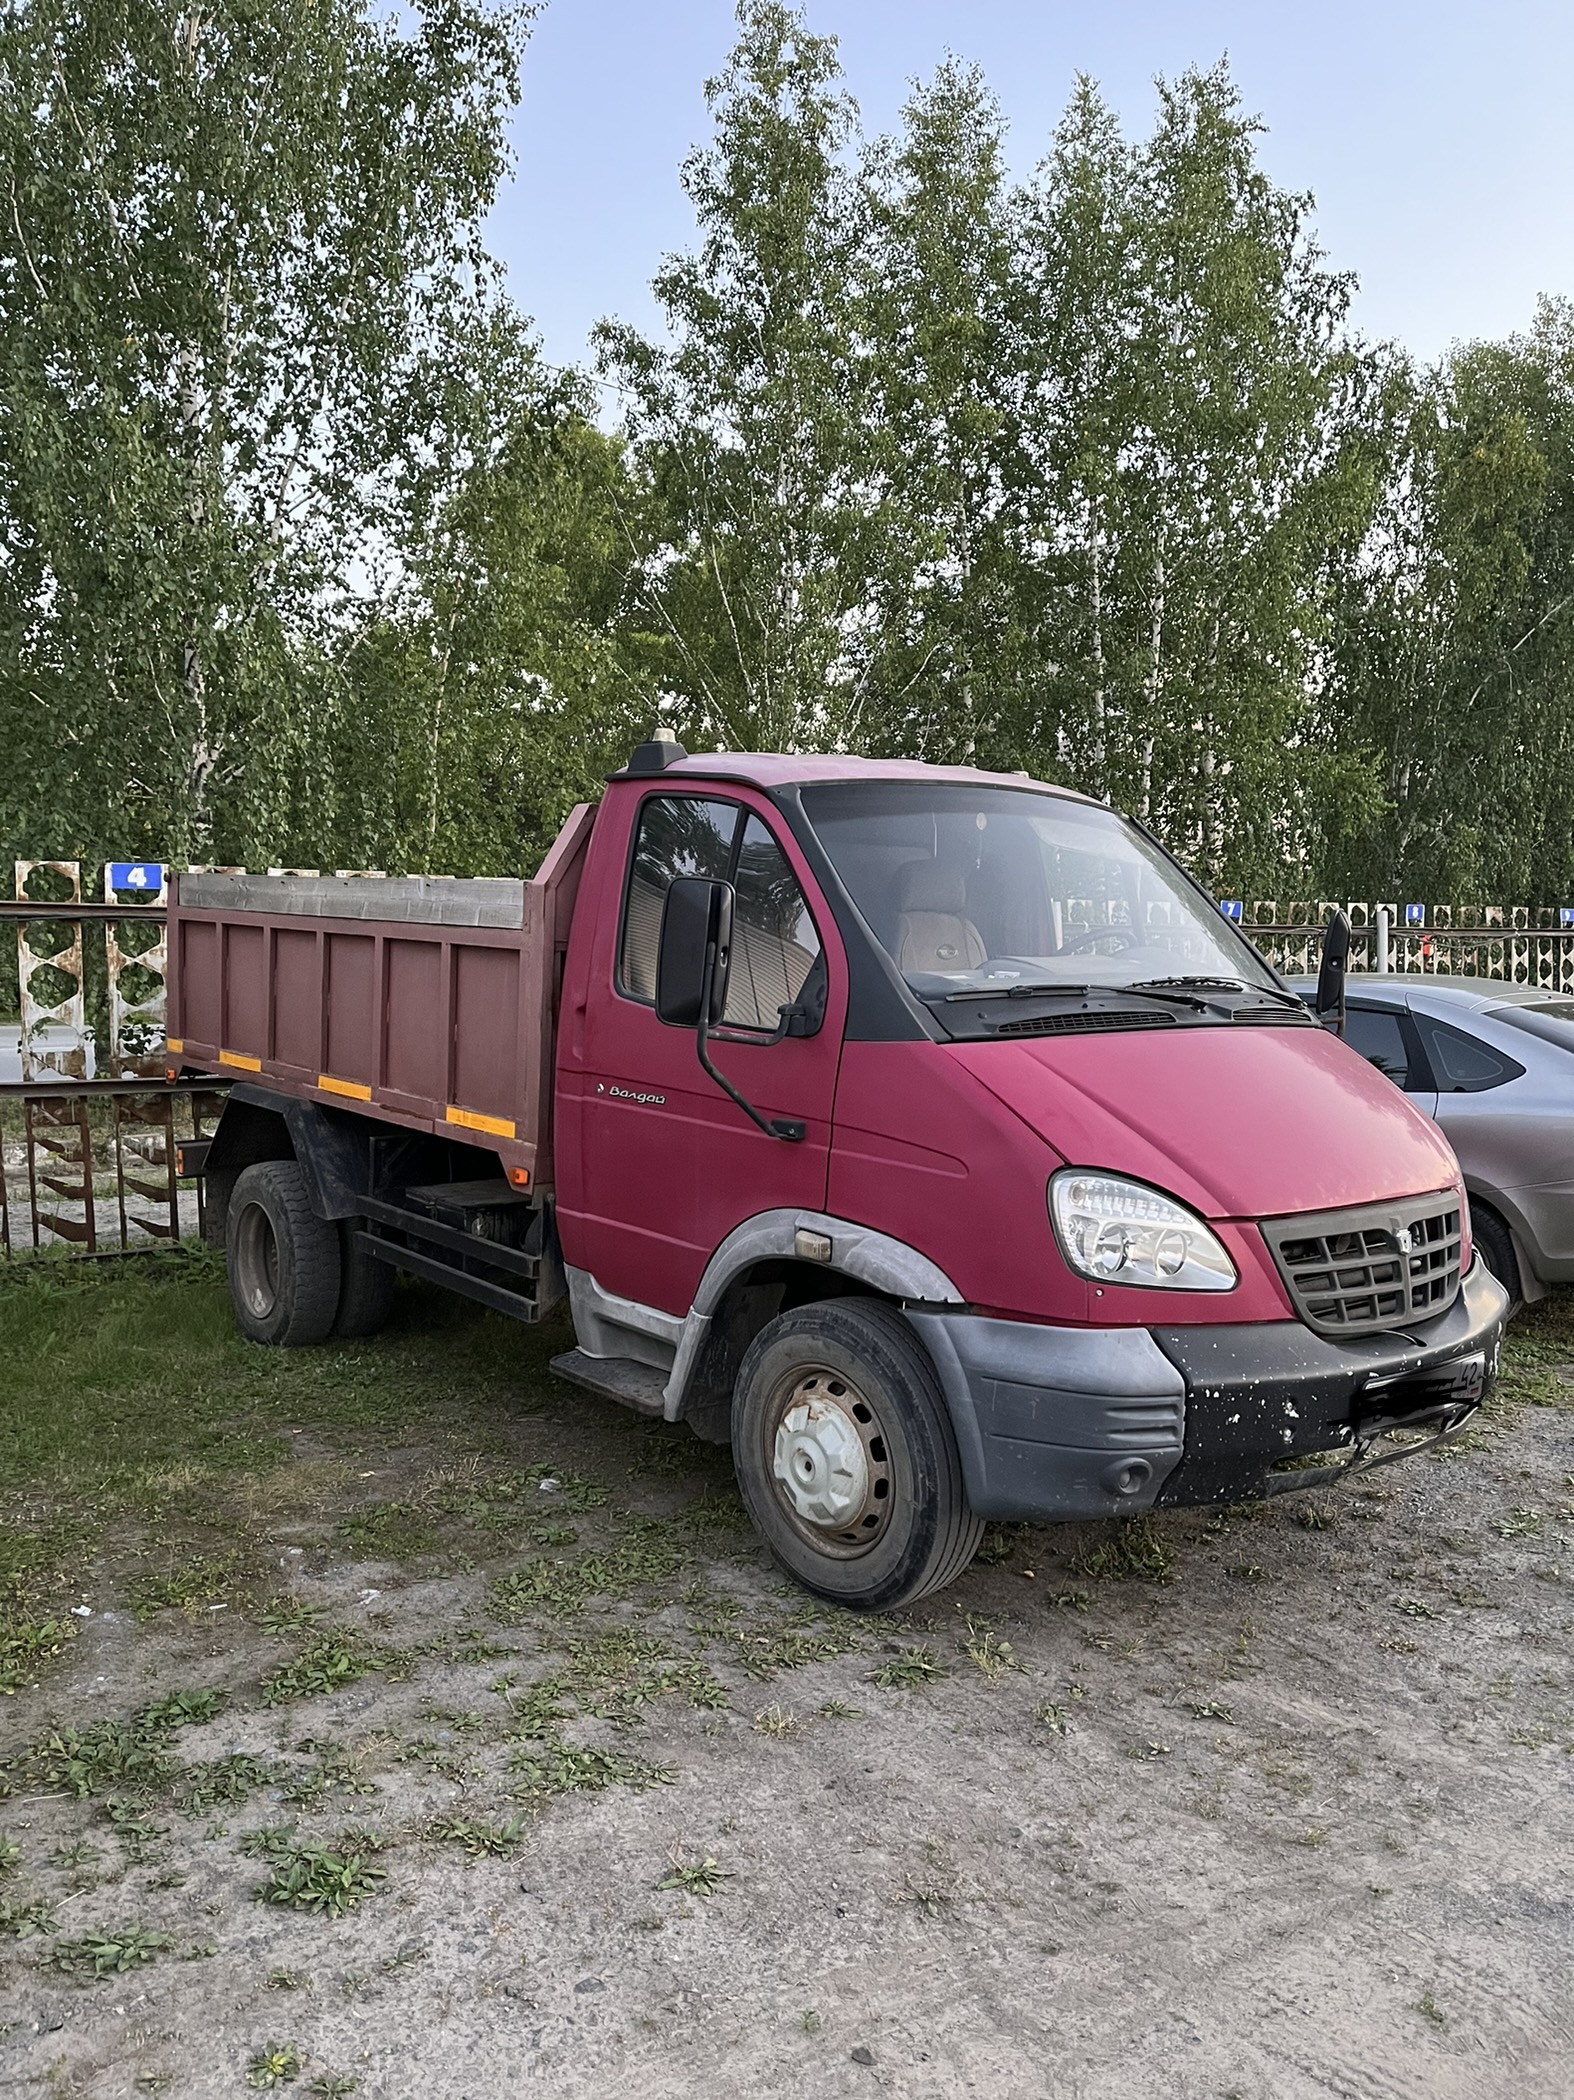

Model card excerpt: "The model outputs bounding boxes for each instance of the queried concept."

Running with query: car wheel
[227,1161,342,1346]
[1470,1202,1523,1318]
[731,1298,982,1611]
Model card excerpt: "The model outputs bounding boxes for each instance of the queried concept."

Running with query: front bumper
[907,1255,1509,1522]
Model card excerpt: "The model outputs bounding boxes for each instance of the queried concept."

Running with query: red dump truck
[169,736,1506,1609]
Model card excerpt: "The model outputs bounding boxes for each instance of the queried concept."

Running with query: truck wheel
[332,1223,398,1340]
[227,1161,342,1347]
[1470,1203,1523,1317]
[731,1299,983,1612]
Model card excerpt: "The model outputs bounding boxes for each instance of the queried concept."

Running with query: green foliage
[43,1924,171,1980]
[508,1737,677,1801]
[1323,299,1574,902]
[656,1851,733,1898]
[252,1832,388,1916]
[260,1637,369,1706]
[867,1646,949,1689]
[428,1811,531,1857]
[0,1891,55,1938]
[1072,1515,1178,1583]
[128,1554,243,1621]
[5,0,1574,910]
[0,0,651,880]
[486,1520,689,1619]
[246,2044,306,2090]
[175,1754,278,1816]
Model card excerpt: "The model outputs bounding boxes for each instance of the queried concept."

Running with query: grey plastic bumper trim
[906,1312,1188,1521]
[662,1209,964,1419]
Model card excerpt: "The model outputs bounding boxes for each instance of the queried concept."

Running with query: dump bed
[166,808,595,1189]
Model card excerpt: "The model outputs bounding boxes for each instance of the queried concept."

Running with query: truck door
[566,790,844,1317]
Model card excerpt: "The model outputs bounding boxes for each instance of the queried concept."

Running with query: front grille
[988,1009,1177,1037]
[1261,1193,1463,1338]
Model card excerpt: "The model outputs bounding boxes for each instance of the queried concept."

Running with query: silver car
[1291,973,1574,1309]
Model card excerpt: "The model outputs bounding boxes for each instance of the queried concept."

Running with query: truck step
[550,1349,667,1417]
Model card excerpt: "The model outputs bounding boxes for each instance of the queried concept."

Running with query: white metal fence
[10,864,1574,1085]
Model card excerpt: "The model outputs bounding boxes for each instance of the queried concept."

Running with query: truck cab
[172,741,1508,1611]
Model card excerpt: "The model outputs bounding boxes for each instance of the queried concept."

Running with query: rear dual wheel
[226,1161,395,1346]
[732,1299,982,1612]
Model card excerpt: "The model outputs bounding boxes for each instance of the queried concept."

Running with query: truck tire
[1470,1203,1523,1318]
[227,1161,343,1347]
[331,1223,398,1340]
[731,1299,983,1612]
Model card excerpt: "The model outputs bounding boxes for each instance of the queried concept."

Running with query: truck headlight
[1049,1170,1237,1292]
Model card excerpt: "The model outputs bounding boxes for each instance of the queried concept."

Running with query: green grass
[1486,1289,1574,1410]
[0,1249,562,1510]
[1072,1514,1178,1583]
[868,1645,949,1690]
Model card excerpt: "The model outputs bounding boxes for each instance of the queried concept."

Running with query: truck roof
[636,751,1093,800]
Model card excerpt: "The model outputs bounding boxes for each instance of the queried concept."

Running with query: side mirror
[1315,909,1351,1030]
[656,877,733,1028]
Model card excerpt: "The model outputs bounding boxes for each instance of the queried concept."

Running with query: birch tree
[0,0,532,868]
[594,0,885,753]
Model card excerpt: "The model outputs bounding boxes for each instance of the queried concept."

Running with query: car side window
[1344,1006,1412,1087]
[726,814,823,1031]
[1412,1015,1525,1094]
[619,796,739,1000]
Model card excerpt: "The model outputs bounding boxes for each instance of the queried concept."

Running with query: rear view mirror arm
[696,939,806,1143]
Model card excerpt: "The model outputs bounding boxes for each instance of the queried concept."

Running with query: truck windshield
[799,781,1278,1000]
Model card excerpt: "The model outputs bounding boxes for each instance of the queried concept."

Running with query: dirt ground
[1,1252,1570,2099]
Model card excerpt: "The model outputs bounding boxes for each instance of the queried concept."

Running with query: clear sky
[486,0,1574,375]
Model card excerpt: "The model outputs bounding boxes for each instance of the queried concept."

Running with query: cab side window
[619,798,823,1032]
[726,814,823,1030]
[1344,1006,1413,1087]
[619,797,737,1000]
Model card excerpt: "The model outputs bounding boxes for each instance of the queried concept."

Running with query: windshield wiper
[942,981,1213,1013]
[940,982,1091,1003]
[1130,975,1304,1011]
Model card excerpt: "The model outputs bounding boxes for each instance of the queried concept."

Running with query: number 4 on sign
[105,862,165,900]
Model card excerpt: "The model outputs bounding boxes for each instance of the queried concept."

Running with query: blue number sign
[1219,900,1243,921]
[1404,903,1425,926]
[107,862,165,897]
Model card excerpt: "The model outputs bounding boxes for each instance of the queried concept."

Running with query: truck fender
[663,1209,963,1423]
[209,1084,373,1224]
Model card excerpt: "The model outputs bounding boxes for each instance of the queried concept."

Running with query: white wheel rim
[768,1368,892,1556]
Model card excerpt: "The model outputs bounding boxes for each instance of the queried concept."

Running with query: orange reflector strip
[166,1037,184,1053]
[218,1050,262,1072]
[508,1167,530,1187]
[319,1073,372,1101]
[445,1104,516,1140]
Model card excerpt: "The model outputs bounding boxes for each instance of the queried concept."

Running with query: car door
[1407,1008,1528,1191]
[572,788,844,1317]
[1343,1002,1437,1118]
